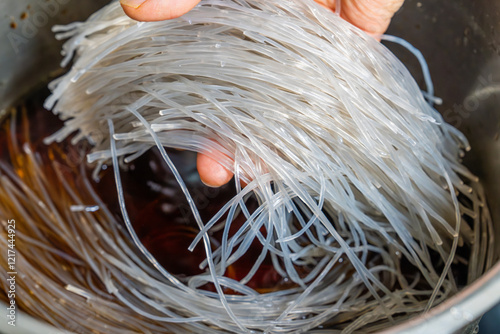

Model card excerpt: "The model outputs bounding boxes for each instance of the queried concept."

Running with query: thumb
[120,0,201,21]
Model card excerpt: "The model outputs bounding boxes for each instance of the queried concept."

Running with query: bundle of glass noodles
[7,0,491,332]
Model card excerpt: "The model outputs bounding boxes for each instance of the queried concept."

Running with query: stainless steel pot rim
[382,262,500,334]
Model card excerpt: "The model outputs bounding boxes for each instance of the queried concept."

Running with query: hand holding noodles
[119,0,406,187]
[119,0,404,37]
[43,0,494,332]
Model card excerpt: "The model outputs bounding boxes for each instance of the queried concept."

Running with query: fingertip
[120,3,147,21]
[120,0,147,10]
[197,152,234,188]
[120,0,201,22]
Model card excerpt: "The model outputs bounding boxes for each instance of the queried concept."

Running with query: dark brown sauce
[3,85,294,293]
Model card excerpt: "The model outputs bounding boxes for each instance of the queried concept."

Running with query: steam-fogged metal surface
[386,0,500,245]
[0,0,110,113]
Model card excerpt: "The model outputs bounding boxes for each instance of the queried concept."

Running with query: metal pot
[0,0,499,333]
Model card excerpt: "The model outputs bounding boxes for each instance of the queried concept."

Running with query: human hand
[120,0,404,35]
[120,0,405,187]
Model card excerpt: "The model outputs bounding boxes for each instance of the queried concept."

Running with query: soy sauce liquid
[2,85,294,293]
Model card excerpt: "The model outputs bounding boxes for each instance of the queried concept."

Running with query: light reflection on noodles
[0,0,496,333]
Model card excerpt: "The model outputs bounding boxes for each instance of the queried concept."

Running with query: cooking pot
[0,0,498,333]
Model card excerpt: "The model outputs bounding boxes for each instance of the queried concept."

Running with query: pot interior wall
[386,0,500,249]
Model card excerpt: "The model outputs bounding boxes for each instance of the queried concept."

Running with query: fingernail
[120,0,147,9]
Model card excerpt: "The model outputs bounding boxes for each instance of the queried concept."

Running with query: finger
[120,0,201,21]
[340,0,404,36]
[313,0,403,37]
[197,152,234,188]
